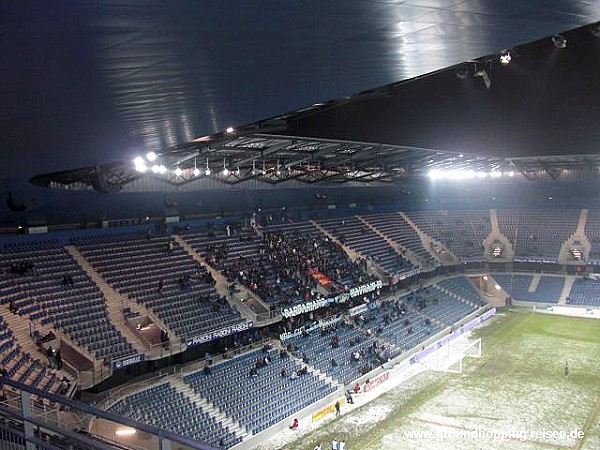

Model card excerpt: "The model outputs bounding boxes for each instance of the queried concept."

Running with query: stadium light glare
[115,428,136,436]
[193,167,200,176]
[499,49,512,65]
[494,284,501,290]
[146,151,157,162]
[133,156,144,166]
[205,167,211,175]
[174,167,183,177]
[226,126,234,133]
[490,171,502,178]
[134,164,147,173]
[158,165,167,174]
[151,164,160,173]
[507,171,515,177]
[222,167,230,176]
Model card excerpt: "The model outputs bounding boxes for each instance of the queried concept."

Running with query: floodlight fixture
[499,49,512,65]
[205,158,211,175]
[552,34,567,49]
[115,428,136,436]
[174,167,183,177]
[226,126,234,133]
[146,151,157,162]
[158,165,167,174]
[151,164,160,173]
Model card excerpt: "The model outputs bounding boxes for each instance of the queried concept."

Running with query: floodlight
[193,167,200,176]
[158,165,167,174]
[174,167,183,176]
[205,167,211,175]
[507,171,515,177]
[134,164,147,173]
[115,428,136,436]
[146,151,157,162]
[222,167,229,176]
[151,164,160,173]
[494,284,501,290]
[499,49,512,65]
[133,156,144,166]
[226,126,234,133]
[552,34,567,49]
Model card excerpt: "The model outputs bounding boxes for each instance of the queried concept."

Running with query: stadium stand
[183,347,337,434]
[493,274,563,303]
[73,233,246,344]
[0,241,136,364]
[497,210,579,261]
[107,381,243,448]
[358,212,437,267]
[567,277,600,307]
[315,216,416,277]
[584,209,600,262]
[404,210,491,261]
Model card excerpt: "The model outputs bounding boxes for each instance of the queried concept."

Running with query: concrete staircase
[558,275,576,305]
[356,215,422,269]
[528,273,541,292]
[64,245,158,355]
[172,235,272,324]
[310,220,361,262]
[170,377,250,439]
[398,212,458,265]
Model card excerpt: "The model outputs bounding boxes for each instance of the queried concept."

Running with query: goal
[421,337,482,374]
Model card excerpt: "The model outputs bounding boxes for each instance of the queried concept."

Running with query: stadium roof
[2,2,599,189]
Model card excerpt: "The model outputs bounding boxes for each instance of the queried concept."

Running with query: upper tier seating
[183,348,337,434]
[73,234,245,343]
[315,216,416,276]
[404,210,490,261]
[181,222,370,306]
[180,227,308,305]
[497,210,579,261]
[107,382,243,448]
[359,212,437,266]
[584,210,600,262]
[0,242,135,362]
[492,274,563,303]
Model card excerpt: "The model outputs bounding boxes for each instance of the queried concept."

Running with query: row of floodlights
[428,169,515,181]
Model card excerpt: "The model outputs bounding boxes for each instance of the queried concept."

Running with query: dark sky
[0,1,598,179]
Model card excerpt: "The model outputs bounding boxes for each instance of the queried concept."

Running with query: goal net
[421,337,482,374]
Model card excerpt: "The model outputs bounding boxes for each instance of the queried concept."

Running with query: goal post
[421,337,482,373]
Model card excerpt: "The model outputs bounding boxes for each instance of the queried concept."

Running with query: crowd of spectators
[200,225,373,306]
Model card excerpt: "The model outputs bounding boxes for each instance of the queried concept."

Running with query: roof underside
[6,1,597,191]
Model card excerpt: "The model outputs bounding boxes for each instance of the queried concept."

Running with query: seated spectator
[330,358,338,367]
[289,418,299,430]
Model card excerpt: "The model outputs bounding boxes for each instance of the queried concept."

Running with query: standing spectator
[335,400,341,418]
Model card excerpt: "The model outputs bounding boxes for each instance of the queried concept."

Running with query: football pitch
[269,310,600,450]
